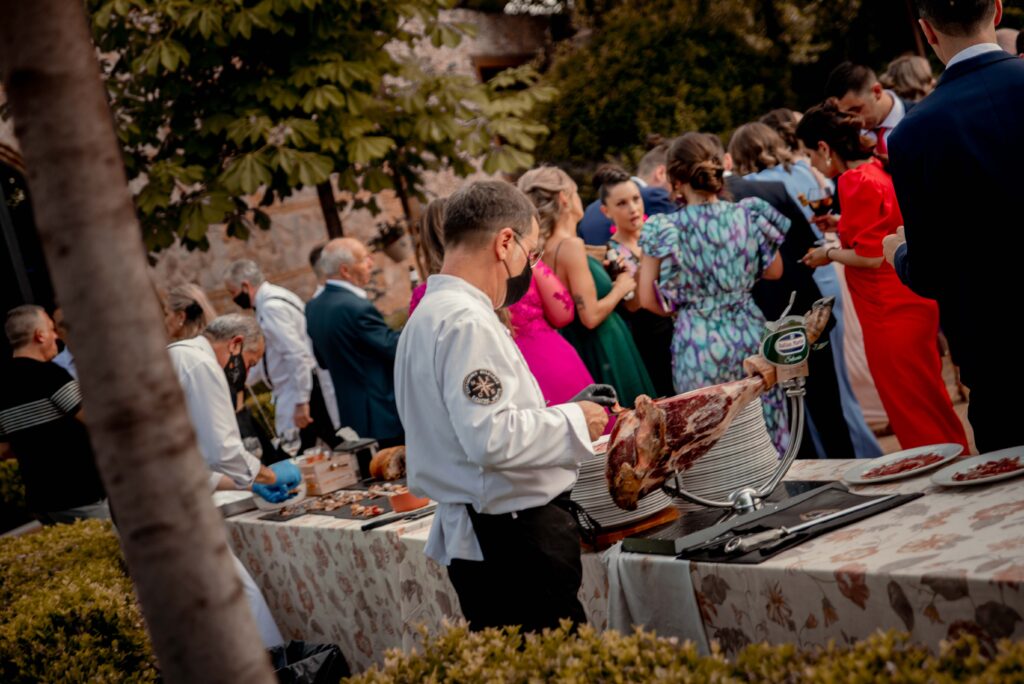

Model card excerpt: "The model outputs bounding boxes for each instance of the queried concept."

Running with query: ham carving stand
[661,316,811,515]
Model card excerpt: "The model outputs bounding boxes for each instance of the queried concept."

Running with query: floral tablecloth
[689,459,1024,655]
[226,459,1024,671]
[225,509,610,672]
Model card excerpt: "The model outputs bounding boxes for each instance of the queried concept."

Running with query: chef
[167,313,300,647]
[394,180,609,633]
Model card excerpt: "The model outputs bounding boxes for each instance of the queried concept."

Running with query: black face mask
[224,352,247,399]
[500,241,533,309]
[233,289,252,310]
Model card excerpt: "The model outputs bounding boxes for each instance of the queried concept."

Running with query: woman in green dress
[517,167,656,408]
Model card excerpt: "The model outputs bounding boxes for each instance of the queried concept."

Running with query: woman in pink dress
[408,198,594,405]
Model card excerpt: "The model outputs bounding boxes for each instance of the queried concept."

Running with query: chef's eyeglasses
[513,234,543,268]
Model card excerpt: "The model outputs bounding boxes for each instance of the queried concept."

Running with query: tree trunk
[0,3,274,683]
[317,180,344,238]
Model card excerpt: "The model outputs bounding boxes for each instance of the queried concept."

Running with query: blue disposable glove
[252,481,291,504]
[270,460,302,489]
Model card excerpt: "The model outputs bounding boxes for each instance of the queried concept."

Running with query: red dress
[838,158,968,450]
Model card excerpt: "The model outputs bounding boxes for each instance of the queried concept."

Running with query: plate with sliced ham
[932,446,1024,487]
[843,444,964,485]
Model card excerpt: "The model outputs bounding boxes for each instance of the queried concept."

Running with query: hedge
[0,520,158,683]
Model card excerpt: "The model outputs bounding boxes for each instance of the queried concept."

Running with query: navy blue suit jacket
[306,284,403,441]
[888,49,1024,390]
[578,186,678,245]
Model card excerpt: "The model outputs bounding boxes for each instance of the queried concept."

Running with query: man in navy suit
[307,237,404,447]
[577,142,678,245]
[884,0,1024,452]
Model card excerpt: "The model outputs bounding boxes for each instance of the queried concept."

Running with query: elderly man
[224,259,338,450]
[306,238,403,447]
[825,61,915,155]
[0,305,108,524]
[395,181,609,633]
[167,313,298,647]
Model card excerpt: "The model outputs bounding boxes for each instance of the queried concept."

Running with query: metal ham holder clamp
[660,296,813,515]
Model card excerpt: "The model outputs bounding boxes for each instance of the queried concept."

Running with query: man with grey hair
[395,180,609,633]
[166,313,291,647]
[307,237,403,447]
[0,305,109,524]
[223,259,338,450]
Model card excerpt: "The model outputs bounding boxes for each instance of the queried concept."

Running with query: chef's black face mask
[232,287,252,310]
[500,236,533,309]
[224,350,247,398]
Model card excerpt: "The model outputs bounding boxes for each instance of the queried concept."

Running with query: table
[225,459,1024,671]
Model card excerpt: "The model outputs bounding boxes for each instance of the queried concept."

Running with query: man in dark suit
[578,143,678,245]
[825,61,915,156]
[307,237,404,447]
[725,173,855,460]
[884,0,1024,452]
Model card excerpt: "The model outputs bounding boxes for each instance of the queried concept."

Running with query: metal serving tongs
[721,493,901,555]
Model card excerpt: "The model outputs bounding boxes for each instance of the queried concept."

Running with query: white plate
[931,446,1024,487]
[843,443,963,485]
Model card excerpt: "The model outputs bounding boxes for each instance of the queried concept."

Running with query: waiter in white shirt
[395,181,609,633]
[223,259,339,450]
[168,313,300,648]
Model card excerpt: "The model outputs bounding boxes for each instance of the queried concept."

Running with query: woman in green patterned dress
[636,133,792,452]
[518,167,655,408]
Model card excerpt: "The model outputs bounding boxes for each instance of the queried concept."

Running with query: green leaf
[348,136,395,164]
[226,114,273,145]
[219,153,273,194]
[158,40,190,73]
[283,118,319,146]
[482,146,534,175]
[362,167,393,193]
[253,209,272,231]
[299,85,345,113]
[345,90,376,116]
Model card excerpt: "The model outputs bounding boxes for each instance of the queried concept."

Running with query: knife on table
[723,493,901,555]
[360,504,437,532]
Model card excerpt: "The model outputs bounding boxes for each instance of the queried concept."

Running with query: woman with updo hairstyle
[637,132,791,452]
[163,283,217,341]
[797,100,967,451]
[518,166,655,407]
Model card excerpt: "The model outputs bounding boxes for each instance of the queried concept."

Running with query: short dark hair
[593,164,633,203]
[824,62,878,99]
[636,143,669,180]
[443,180,537,250]
[915,0,997,37]
[308,244,325,270]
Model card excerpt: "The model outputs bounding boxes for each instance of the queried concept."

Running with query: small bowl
[388,491,430,513]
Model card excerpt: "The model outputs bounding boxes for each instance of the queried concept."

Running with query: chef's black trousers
[299,372,341,452]
[968,383,1024,454]
[447,493,586,634]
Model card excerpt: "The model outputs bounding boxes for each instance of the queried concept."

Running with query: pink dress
[409,263,594,406]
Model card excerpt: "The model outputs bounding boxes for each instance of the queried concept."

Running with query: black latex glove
[570,384,619,408]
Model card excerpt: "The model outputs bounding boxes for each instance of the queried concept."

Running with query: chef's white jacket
[247,282,320,436]
[168,336,262,491]
[395,275,592,565]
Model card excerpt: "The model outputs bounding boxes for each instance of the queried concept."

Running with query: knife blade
[360,504,436,532]
[724,493,900,555]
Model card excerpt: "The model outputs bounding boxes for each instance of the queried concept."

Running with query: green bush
[346,621,1024,683]
[0,520,158,683]
[0,459,30,533]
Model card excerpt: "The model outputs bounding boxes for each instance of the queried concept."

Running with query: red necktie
[874,127,889,156]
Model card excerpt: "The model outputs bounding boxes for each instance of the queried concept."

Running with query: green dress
[560,256,656,408]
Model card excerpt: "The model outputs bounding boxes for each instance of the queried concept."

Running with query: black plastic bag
[268,641,350,684]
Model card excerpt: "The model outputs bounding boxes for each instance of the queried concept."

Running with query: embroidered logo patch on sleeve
[463,369,502,405]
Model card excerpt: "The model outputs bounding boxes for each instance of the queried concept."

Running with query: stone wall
[1,10,549,318]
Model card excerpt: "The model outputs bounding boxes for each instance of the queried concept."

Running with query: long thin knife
[724,493,900,555]
[360,504,437,532]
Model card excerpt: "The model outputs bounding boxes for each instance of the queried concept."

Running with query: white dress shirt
[326,278,368,299]
[946,42,1004,69]
[251,282,318,435]
[877,89,906,145]
[168,335,262,490]
[394,275,592,565]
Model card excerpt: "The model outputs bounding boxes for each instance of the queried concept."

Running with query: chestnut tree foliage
[87,0,556,252]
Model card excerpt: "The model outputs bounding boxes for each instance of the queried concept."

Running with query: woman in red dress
[796,100,968,451]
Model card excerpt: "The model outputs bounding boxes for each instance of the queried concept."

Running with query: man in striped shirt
[0,305,108,524]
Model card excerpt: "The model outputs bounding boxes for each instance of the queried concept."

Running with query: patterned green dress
[638,199,791,452]
[559,256,656,408]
